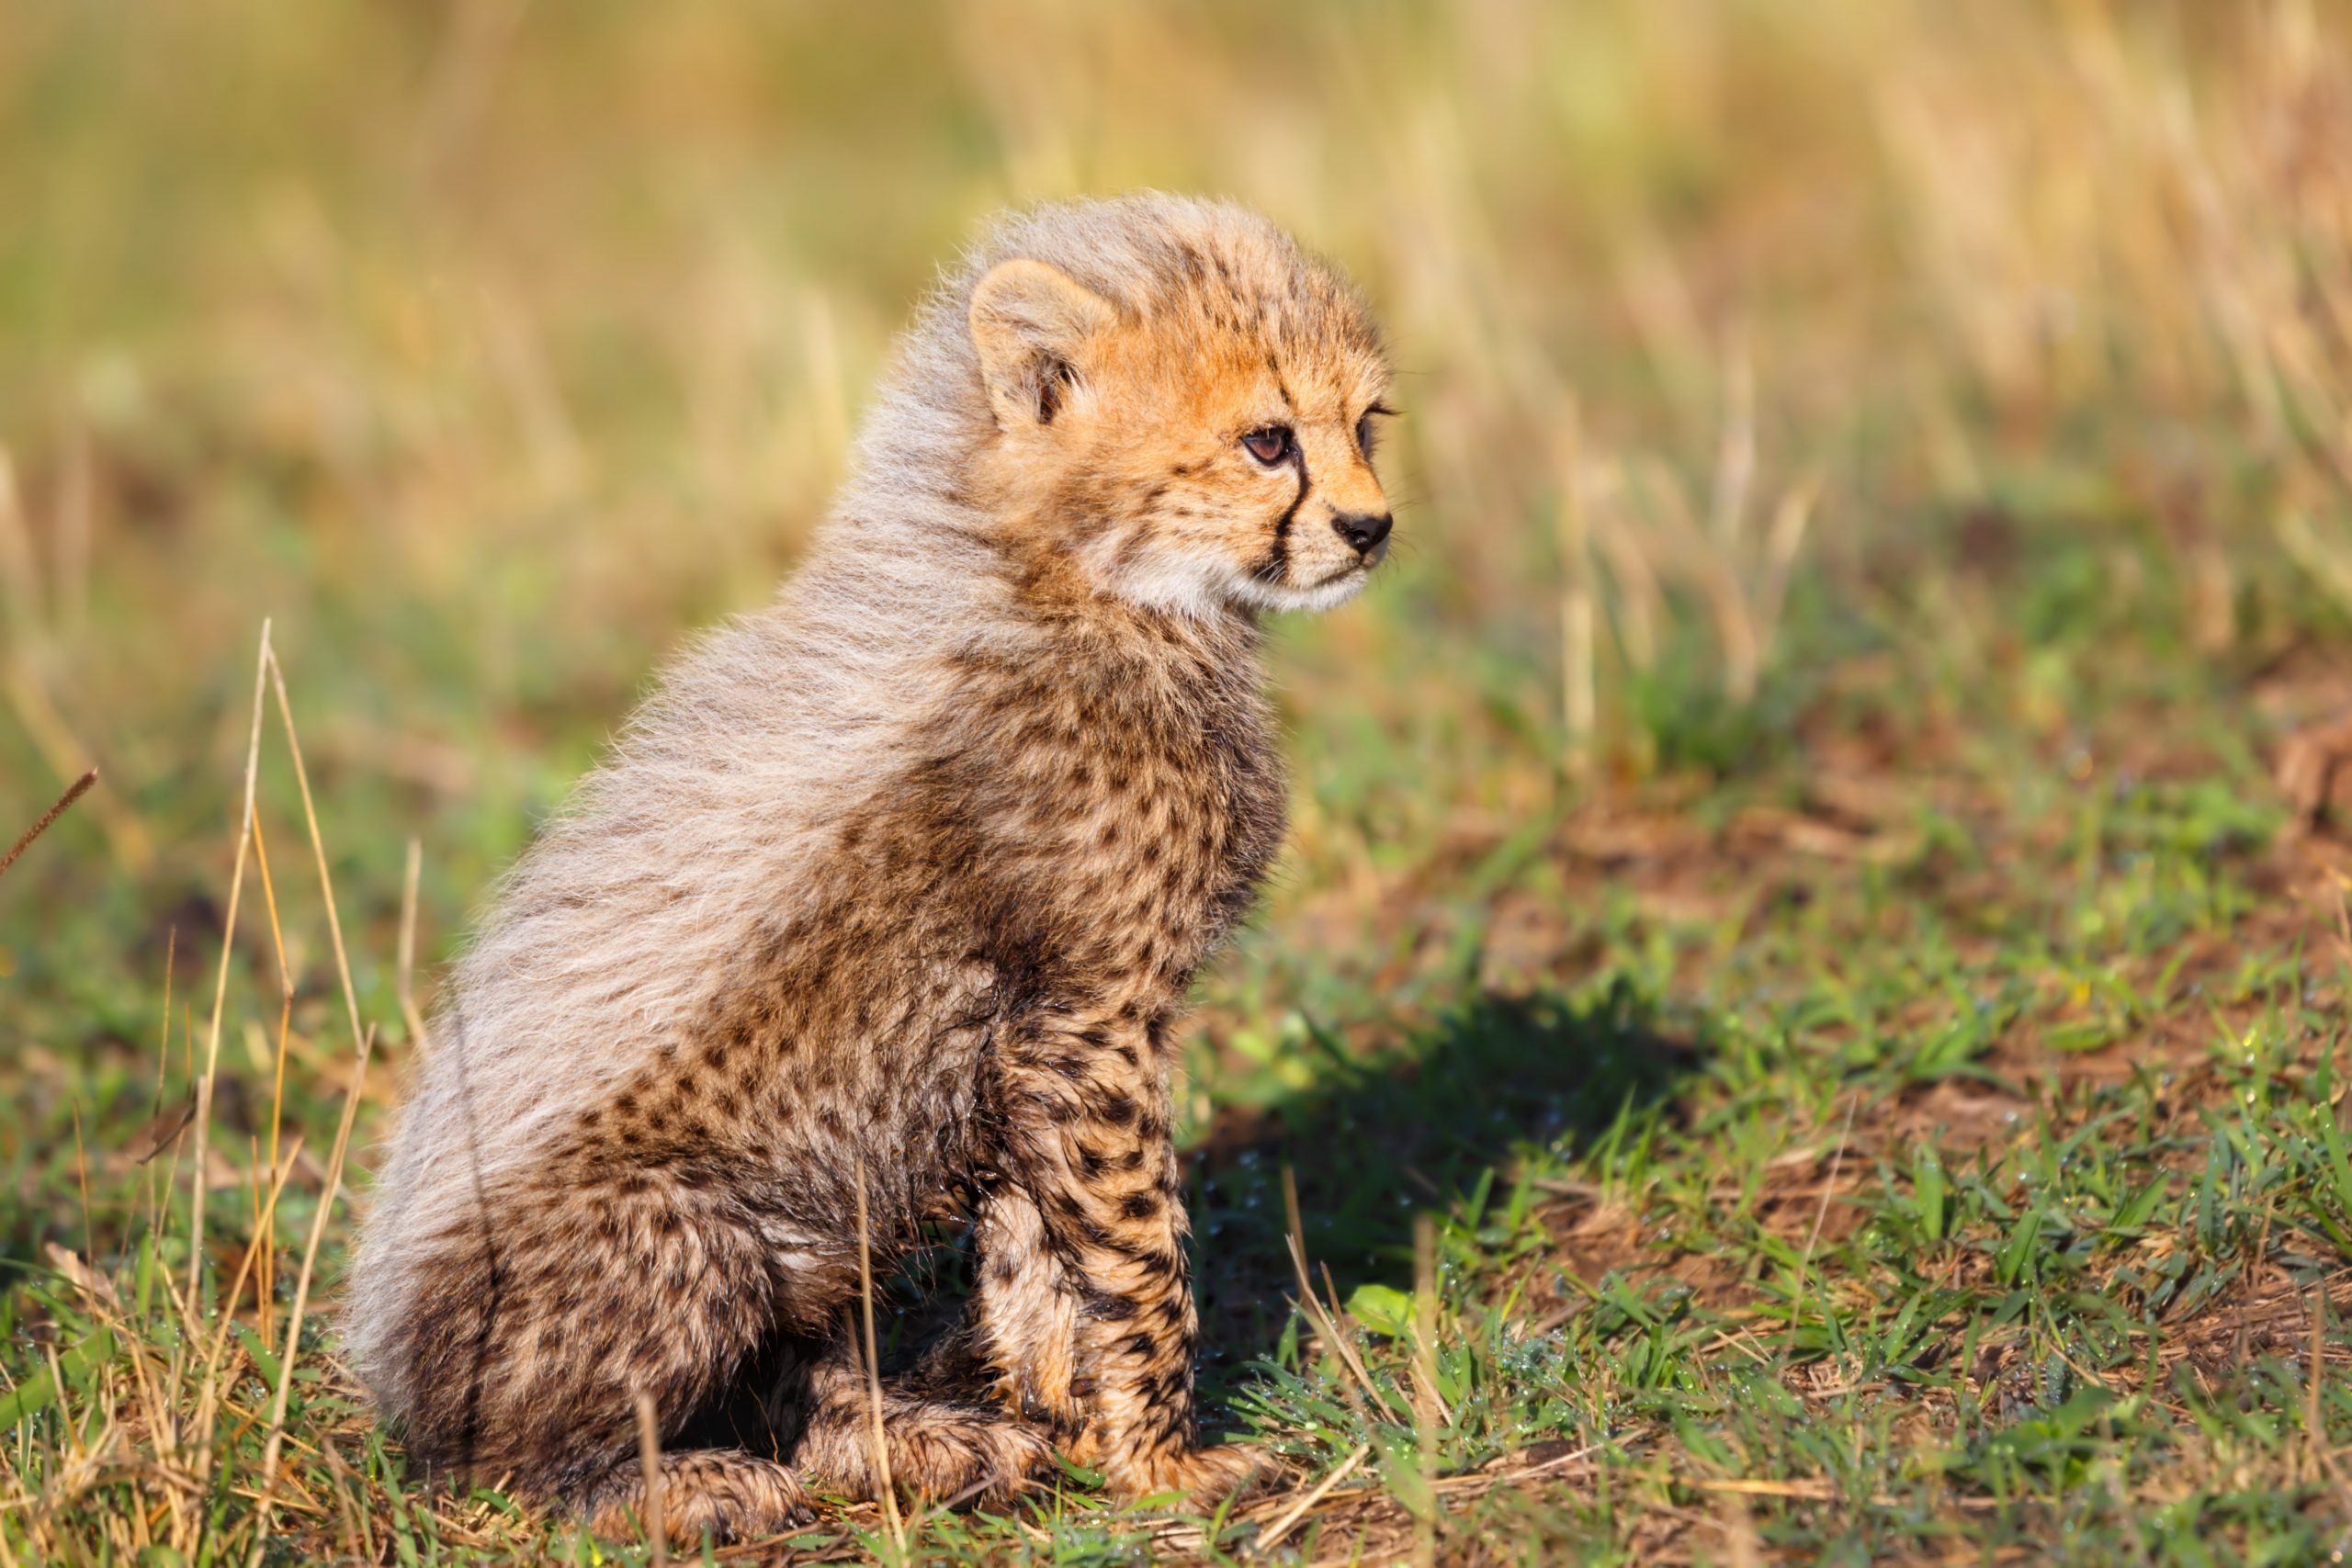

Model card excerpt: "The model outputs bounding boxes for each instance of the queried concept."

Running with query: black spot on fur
[1081,1288,1139,1321]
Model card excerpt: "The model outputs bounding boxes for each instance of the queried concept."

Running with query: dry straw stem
[1281,1165,1401,1423]
[1707,330,1756,555]
[852,1157,905,1553]
[0,447,39,635]
[2277,506,2352,622]
[1585,463,1662,674]
[4,665,151,874]
[1754,469,1821,653]
[1218,1438,1606,1562]
[0,446,153,877]
[248,1024,371,1566]
[193,1135,309,1398]
[1716,1492,1763,1568]
[632,1388,667,1568]
[53,425,89,642]
[1410,1212,1439,1568]
[397,836,433,1057]
[263,643,368,1058]
[1633,457,1763,705]
[1410,1213,1449,1429]
[2307,1288,2343,1492]
[1791,1091,1863,1367]
[1250,1442,1370,1556]
[189,618,272,1304]
[134,617,384,1565]
[1552,403,1595,782]
[181,808,307,1484]
[245,820,297,1336]
[244,638,379,1562]
[0,768,95,884]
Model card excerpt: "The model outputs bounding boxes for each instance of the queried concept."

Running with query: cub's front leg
[983,1008,1264,1503]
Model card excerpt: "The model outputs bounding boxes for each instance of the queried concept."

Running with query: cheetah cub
[345,193,1396,1542]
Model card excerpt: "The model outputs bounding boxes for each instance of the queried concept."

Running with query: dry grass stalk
[53,425,89,644]
[1554,403,1596,783]
[1251,1442,1370,1556]
[0,769,96,884]
[247,1025,371,1566]
[244,639,380,1559]
[396,836,433,1057]
[1409,1212,1438,1568]
[852,1156,905,1554]
[1281,1166,1399,1422]
[189,619,273,1303]
[263,646,368,1057]
[632,1388,667,1568]
[0,448,38,638]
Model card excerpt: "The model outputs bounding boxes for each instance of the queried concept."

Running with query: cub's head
[956,196,1394,616]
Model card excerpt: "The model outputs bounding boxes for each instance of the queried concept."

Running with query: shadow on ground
[1182,981,1702,1401]
[859,978,1701,1432]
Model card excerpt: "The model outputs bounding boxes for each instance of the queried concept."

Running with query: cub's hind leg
[382,1161,796,1540]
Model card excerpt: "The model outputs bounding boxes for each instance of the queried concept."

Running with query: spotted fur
[343,192,1394,1541]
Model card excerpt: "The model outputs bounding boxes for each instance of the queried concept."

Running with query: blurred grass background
[6,0,2351,973]
[9,1,2352,1562]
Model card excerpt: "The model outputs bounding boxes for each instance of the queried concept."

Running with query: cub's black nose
[1332,512,1394,555]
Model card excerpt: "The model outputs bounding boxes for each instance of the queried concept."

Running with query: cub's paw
[894,1408,1057,1507]
[804,1400,1055,1509]
[582,1450,814,1546]
[1104,1442,1272,1507]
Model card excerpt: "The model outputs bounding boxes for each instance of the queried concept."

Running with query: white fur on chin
[1227,565,1371,614]
[1107,557,1372,619]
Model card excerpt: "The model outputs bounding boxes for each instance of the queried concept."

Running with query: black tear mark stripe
[1254,446,1311,584]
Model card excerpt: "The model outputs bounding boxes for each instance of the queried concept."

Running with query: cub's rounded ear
[967,258,1115,431]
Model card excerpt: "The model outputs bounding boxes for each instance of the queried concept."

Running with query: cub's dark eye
[1241,426,1294,466]
[1357,402,1396,457]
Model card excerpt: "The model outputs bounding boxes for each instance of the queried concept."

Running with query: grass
[8,0,2352,1562]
